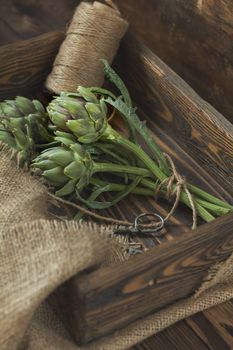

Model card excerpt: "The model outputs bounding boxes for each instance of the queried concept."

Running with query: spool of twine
[46,1,128,94]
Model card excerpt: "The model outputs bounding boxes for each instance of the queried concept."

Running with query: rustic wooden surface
[67,36,233,343]
[1,0,233,124]
[0,31,63,100]
[116,0,233,125]
[74,213,233,343]
[1,1,233,349]
[116,35,233,197]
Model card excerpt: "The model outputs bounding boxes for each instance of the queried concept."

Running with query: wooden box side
[116,34,233,197]
[116,0,233,124]
[71,213,233,344]
[64,37,233,344]
[0,31,233,346]
[0,31,63,100]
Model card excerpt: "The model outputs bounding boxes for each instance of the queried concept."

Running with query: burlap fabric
[1,143,233,350]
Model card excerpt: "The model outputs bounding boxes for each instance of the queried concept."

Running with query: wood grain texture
[0,31,63,100]
[70,213,233,344]
[116,0,233,124]
[186,303,233,350]
[1,0,233,124]
[0,32,64,99]
[1,2,233,349]
[116,35,233,197]
[134,301,233,350]
[0,0,76,44]
[133,320,211,350]
[62,32,233,347]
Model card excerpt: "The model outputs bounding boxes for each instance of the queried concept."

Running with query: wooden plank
[1,3,232,349]
[2,0,233,127]
[68,213,233,344]
[186,302,233,349]
[0,18,23,44]
[133,320,210,350]
[116,0,233,124]
[0,31,63,100]
[116,34,233,196]
[134,301,233,350]
[0,0,76,44]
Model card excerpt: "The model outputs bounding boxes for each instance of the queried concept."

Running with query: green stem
[95,142,138,167]
[105,126,166,181]
[90,177,154,196]
[93,162,152,177]
[76,176,142,210]
[195,198,231,216]
[104,126,232,214]
[104,97,169,174]
[182,195,215,222]
[111,175,213,222]
[95,144,130,166]
[101,62,169,172]
[75,176,144,220]
[140,177,215,222]
[187,183,233,210]
[92,176,215,223]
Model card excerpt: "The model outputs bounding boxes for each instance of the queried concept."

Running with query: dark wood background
[1,0,233,124]
[1,1,233,349]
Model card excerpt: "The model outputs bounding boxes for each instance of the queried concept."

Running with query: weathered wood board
[1,1,233,349]
[62,37,233,344]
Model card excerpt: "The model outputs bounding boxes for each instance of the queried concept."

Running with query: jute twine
[49,153,197,231]
[156,153,197,230]
[46,1,128,94]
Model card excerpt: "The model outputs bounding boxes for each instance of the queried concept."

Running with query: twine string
[46,1,128,94]
[48,192,163,229]
[49,192,133,226]
[155,153,197,230]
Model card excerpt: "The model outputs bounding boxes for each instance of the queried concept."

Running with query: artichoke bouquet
[1,61,232,227]
[0,97,54,166]
[35,61,232,225]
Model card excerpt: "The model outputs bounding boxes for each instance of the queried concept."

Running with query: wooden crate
[0,29,233,346]
[54,34,233,344]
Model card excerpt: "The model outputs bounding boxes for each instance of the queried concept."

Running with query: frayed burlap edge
[1,141,233,350]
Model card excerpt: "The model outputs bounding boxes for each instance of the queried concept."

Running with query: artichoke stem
[139,177,215,222]
[104,125,166,181]
[90,177,153,196]
[93,162,152,177]
[104,126,232,213]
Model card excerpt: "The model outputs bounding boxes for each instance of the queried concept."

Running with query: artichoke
[47,87,108,143]
[32,133,94,196]
[0,96,53,166]
[32,129,153,197]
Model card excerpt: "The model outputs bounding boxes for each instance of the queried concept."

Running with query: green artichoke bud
[1,96,45,120]
[47,87,108,143]
[0,129,17,149]
[0,96,53,166]
[32,138,93,196]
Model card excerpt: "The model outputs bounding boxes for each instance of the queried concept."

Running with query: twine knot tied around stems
[156,153,197,230]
